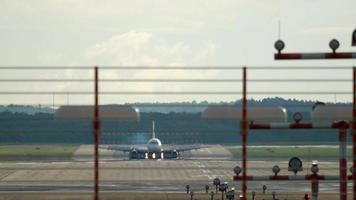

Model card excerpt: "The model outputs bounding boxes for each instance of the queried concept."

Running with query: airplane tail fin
[152,120,155,138]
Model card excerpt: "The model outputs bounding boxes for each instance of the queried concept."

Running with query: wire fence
[0,66,354,199]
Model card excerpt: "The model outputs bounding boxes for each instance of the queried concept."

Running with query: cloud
[80,30,216,66]
[75,31,220,103]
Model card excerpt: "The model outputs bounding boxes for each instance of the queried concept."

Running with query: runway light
[274,40,285,54]
[329,39,340,53]
[252,191,256,200]
[272,191,276,199]
[205,185,209,194]
[213,177,221,186]
[353,29,356,46]
[226,189,235,200]
[311,160,319,174]
[272,165,280,176]
[186,184,190,194]
[293,112,303,123]
[350,166,354,174]
[190,191,194,200]
[288,157,303,175]
[234,166,242,176]
[311,165,319,174]
[209,191,215,200]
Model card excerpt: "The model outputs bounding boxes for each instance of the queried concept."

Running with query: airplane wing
[101,145,147,152]
[165,144,205,152]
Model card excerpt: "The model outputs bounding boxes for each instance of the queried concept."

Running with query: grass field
[0,145,78,161]
[226,146,352,161]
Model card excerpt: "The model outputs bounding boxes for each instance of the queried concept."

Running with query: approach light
[311,165,319,174]
[329,39,340,53]
[312,160,318,166]
[234,166,242,176]
[186,184,190,194]
[272,191,277,199]
[288,157,303,175]
[213,178,221,186]
[272,165,281,176]
[209,191,215,199]
[274,40,285,53]
[252,191,256,199]
[226,189,235,200]
[293,112,303,123]
[190,191,194,198]
[353,29,356,46]
[219,182,228,192]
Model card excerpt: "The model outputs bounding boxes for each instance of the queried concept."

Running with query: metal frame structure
[268,30,356,200]
[235,119,349,200]
[1,66,356,200]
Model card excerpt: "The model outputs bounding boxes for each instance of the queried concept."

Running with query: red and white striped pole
[353,67,356,200]
[311,175,319,200]
[275,52,356,60]
[339,126,348,200]
[234,175,340,181]
[94,67,100,200]
[241,67,248,198]
[249,122,349,130]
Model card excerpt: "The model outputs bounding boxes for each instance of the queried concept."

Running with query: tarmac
[0,145,352,199]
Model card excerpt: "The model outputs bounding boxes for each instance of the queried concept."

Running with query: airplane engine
[172,150,178,159]
[130,149,138,159]
[163,150,178,159]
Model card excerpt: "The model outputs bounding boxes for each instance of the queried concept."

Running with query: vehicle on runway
[103,121,203,159]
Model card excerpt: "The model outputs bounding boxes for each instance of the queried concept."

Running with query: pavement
[0,144,352,199]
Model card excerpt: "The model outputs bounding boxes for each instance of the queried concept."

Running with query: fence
[0,66,354,200]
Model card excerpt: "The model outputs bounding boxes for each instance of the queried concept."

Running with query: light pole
[205,184,209,194]
[209,191,215,200]
[252,191,256,200]
[190,191,194,200]
[186,185,190,194]
[213,178,221,193]
[274,30,356,200]
[272,191,276,200]
[226,188,235,200]
[219,182,228,200]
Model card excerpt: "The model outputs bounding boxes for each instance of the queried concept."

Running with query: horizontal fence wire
[0,91,351,95]
[0,66,353,70]
[0,79,351,82]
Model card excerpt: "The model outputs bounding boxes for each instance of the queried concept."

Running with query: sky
[0,0,355,105]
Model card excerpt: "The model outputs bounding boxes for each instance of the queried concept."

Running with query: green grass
[226,146,352,161]
[0,145,78,161]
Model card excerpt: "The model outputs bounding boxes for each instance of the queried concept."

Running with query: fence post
[94,66,100,200]
[353,67,356,200]
[241,66,248,198]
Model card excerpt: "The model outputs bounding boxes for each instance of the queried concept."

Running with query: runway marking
[192,161,215,180]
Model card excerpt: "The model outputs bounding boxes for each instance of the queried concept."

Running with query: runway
[0,145,352,198]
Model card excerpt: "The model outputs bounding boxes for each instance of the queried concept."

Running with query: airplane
[104,121,203,160]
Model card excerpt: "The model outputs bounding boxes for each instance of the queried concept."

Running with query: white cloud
[80,30,216,66]
[67,30,220,103]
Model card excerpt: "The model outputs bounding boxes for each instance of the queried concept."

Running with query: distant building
[55,105,140,121]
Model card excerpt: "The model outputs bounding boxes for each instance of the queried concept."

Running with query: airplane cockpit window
[150,140,158,144]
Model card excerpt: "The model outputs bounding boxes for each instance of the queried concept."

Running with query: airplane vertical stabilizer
[152,120,155,138]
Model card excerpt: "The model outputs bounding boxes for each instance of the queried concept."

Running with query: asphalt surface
[0,145,351,196]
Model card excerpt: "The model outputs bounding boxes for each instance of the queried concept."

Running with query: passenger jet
[104,121,203,159]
